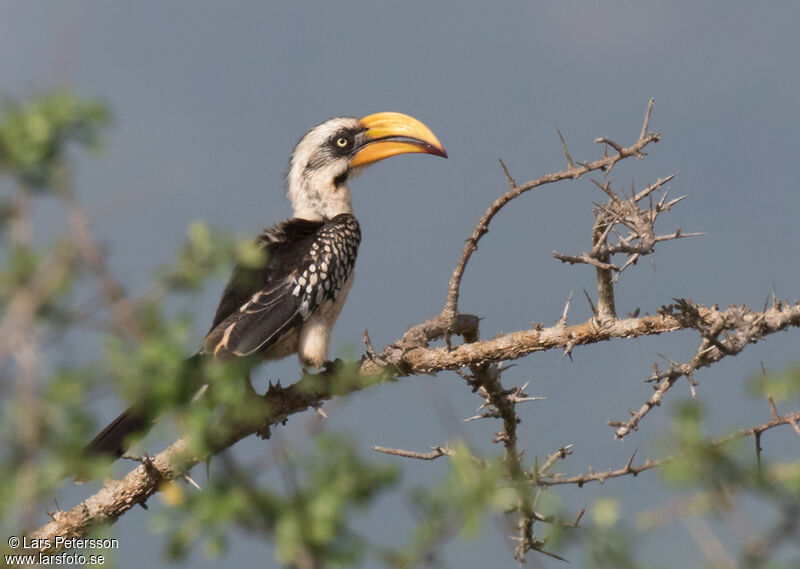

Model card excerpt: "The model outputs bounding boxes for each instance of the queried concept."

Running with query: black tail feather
[84,406,151,458]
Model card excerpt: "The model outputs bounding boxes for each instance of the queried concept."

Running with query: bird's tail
[83,354,205,460]
[83,405,151,458]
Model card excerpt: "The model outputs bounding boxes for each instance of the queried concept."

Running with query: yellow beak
[350,112,447,168]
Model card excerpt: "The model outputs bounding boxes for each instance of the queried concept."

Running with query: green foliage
[155,218,273,297]
[273,436,398,565]
[445,443,517,536]
[651,400,800,568]
[0,358,108,517]
[749,366,800,403]
[0,244,39,287]
[583,499,656,569]
[0,91,109,189]
[661,402,748,489]
[157,221,240,293]
[381,443,519,568]
[660,401,795,501]
[155,434,398,567]
[0,91,111,537]
[105,314,196,414]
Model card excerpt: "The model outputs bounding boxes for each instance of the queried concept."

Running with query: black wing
[202,213,361,359]
[84,215,360,462]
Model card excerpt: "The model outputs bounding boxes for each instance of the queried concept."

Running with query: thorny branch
[609,299,800,439]
[374,407,800,489]
[538,408,800,488]
[363,302,800,376]
[457,327,544,560]
[552,174,701,281]
[442,98,660,322]
[31,297,800,550]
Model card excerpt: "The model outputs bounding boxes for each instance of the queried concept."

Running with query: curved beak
[350,112,447,168]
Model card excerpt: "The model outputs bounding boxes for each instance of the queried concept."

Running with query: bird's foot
[322,358,345,376]
[121,452,159,479]
[256,424,272,440]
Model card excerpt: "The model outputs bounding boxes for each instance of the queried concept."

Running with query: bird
[84,112,447,459]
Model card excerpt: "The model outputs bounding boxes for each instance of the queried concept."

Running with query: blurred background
[2,1,799,567]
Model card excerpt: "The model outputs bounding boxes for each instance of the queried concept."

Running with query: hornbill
[85,112,447,459]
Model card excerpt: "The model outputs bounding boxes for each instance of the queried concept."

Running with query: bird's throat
[291,181,353,221]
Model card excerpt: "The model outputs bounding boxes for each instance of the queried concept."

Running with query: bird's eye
[332,134,353,150]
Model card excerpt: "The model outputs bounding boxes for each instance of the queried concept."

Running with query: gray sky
[3,1,800,567]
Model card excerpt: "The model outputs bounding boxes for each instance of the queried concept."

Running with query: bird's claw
[256,424,271,440]
[322,358,345,376]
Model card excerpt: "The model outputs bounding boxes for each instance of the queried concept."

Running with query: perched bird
[85,112,447,458]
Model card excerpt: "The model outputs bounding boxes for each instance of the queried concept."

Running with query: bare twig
[639,97,655,142]
[539,409,800,488]
[593,216,617,321]
[552,251,619,271]
[538,444,574,476]
[442,101,661,321]
[557,129,575,169]
[558,292,573,327]
[554,169,699,301]
[362,328,377,360]
[372,445,451,460]
[609,300,800,439]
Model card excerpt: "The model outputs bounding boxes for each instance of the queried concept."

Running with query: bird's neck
[289,180,353,221]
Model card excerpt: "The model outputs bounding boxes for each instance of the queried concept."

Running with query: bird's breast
[297,272,355,369]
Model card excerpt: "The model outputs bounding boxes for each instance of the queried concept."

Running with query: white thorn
[513,396,548,403]
[183,474,202,491]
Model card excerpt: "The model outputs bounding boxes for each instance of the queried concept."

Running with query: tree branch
[30,298,800,547]
[609,300,800,439]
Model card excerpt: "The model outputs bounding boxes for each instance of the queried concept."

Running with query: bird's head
[287,112,447,220]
